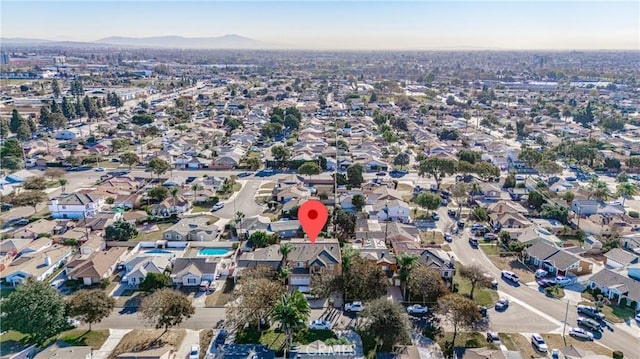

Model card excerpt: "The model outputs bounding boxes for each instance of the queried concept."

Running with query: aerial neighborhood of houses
[0,49,639,359]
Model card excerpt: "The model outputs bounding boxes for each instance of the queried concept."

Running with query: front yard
[487,254,536,284]
[499,332,613,358]
[204,279,235,307]
[109,329,186,359]
[454,263,498,307]
[579,293,636,323]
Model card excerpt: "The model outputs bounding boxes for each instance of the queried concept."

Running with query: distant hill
[94,34,271,49]
[1,38,54,45]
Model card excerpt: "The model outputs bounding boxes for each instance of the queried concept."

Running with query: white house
[122,256,172,287]
[571,200,599,216]
[0,245,73,286]
[55,128,82,140]
[170,258,217,287]
[370,199,410,223]
[49,193,105,219]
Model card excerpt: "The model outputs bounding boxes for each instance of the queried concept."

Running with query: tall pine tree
[9,109,23,133]
[61,97,76,120]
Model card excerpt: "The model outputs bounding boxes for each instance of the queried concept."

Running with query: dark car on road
[577,317,602,332]
[215,328,228,346]
[237,172,252,178]
[537,279,557,288]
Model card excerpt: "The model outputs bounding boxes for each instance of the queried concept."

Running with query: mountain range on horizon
[1,34,274,49]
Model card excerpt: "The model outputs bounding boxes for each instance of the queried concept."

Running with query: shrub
[613,351,623,359]
[629,211,639,218]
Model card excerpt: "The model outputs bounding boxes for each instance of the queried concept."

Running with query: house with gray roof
[49,193,105,219]
[284,239,341,292]
[268,220,301,239]
[236,216,271,240]
[236,244,282,270]
[587,269,640,311]
[122,256,172,287]
[162,216,220,241]
[170,257,217,287]
[524,242,586,276]
[604,248,638,270]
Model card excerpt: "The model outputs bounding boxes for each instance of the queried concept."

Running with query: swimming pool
[198,248,231,256]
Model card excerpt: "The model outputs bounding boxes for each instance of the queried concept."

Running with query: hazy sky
[1,1,639,50]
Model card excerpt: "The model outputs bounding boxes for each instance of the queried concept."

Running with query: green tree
[459,264,491,300]
[457,150,481,164]
[1,156,24,171]
[139,273,171,293]
[473,162,500,181]
[51,79,61,98]
[49,112,67,130]
[170,187,179,212]
[588,178,611,201]
[2,279,68,344]
[249,231,270,248]
[346,164,365,188]
[70,79,84,97]
[351,194,366,211]
[343,255,389,302]
[9,109,24,133]
[418,157,457,189]
[147,157,170,178]
[67,289,115,330]
[536,159,563,177]
[105,221,138,241]
[527,190,546,210]
[504,174,516,188]
[261,122,283,139]
[0,118,9,139]
[541,205,569,224]
[616,182,638,206]
[271,145,290,163]
[272,291,310,358]
[396,253,419,301]
[298,162,321,177]
[111,138,130,153]
[279,242,293,269]
[518,147,543,168]
[12,190,47,211]
[121,152,140,169]
[23,176,47,190]
[246,157,261,170]
[61,96,76,120]
[438,294,482,351]
[562,191,575,203]
[39,105,52,129]
[360,298,411,352]
[416,192,441,215]
[616,172,629,183]
[393,152,410,169]
[148,186,169,202]
[407,266,448,305]
[140,288,195,335]
[334,209,356,238]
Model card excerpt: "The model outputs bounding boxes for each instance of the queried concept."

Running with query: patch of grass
[454,263,498,307]
[498,333,538,359]
[441,244,452,251]
[57,329,110,349]
[420,230,444,245]
[488,255,536,284]
[109,329,186,359]
[134,223,173,241]
[397,183,413,192]
[205,279,235,307]
[436,331,485,350]
[199,330,213,359]
[236,328,285,354]
[294,329,337,345]
[578,297,635,323]
[479,244,500,256]
[259,182,276,191]
[255,196,269,205]
[540,333,612,357]
[544,285,565,299]
[0,331,27,356]
[192,203,213,213]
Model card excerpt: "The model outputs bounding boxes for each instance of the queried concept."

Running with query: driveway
[93,329,132,359]
[175,329,202,359]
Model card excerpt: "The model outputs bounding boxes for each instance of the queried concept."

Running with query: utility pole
[562,300,569,345]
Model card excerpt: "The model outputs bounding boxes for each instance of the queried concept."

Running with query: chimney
[44,256,51,266]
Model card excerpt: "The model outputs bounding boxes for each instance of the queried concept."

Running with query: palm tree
[272,291,310,359]
[235,211,245,223]
[191,183,201,203]
[395,253,419,301]
[589,178,611,201]
[279,242,293,269]
[170,187,179,213]
[616,182,639,206]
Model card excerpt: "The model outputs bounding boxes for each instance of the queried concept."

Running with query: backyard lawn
[56,329,110,349]
[0,331,27,357]
[134,223,173,241]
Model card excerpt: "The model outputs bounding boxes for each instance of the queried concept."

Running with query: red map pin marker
[299,200,328,244]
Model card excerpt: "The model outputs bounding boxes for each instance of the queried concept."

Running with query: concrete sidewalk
[93,329,131,359]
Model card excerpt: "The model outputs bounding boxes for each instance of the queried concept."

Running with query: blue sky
[1,1,638,49]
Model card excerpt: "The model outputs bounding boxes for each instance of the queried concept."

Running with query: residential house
[572,200,599,216]
[587,269,640,311]
[236,216,271,240]
[49,193,104,219]
[415,248,456,279]
[516,226,564,247]
[237,244,282,270]
[11,219,57,239]
[621,233,640,253]
[66,247,128,285]
[122,210,148,225]
[55,128,81,140]
[524,242,588,276]
[603,248,638,270]
[162,216,220,241]
[76,212,120,231]
[487,201,528,215]
[0,245,73,286]
[454,347,507,359]
[203,176,225,191]
[149,196,191,216]
[489,212,531,230]
[370,199,410,223]
[268,220,301,239]
[122,255,172,287]
[285,239,341,292]
[117,346,173,359]
[170,257,217,287]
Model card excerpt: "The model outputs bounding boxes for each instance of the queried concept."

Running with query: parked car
[447,209,456,217]
[554,275,574,287]
[94,167,105,172]
[495,298,509,311]
[577,317,602,332]
[1,203,13,211]
[483,273,498,289]
[238,172,252,178]
[309,319,332,330]
[501,270,520,284]
[484,233,497,241]
[531,334,548,352]
[634,312,640,322]
[569,327,594,341]
[444,232,452,242]
[486,332,500,344]
[211,202,225,211]
[432,213,439,221]
[468,237,479,247]
[67,318,80,328]
[535,269,548,278]
[537,279,557,288]
[457,221,465,229]
[577,305,605,321]
[189,344,200,359]
[407,305,428,314]
[344,301,364,313]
